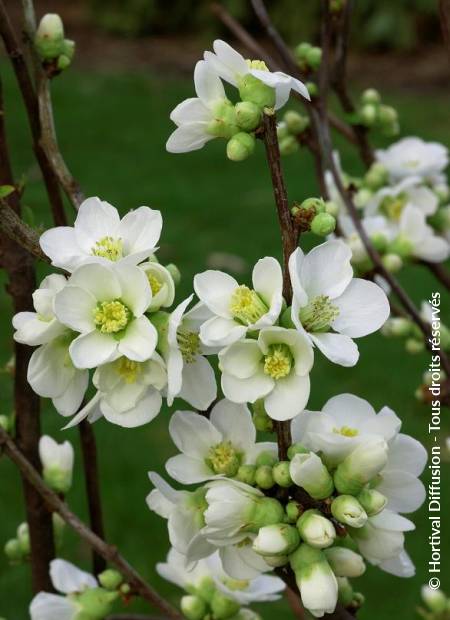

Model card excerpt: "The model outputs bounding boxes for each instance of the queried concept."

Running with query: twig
[0,427,184,620]
[0,199,49,262]
[285,587,306,619]
[422,261,450,292]
[439,0,450,63]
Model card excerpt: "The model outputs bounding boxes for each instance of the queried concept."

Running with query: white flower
[140,261,175,311]
[65,354,167,428]
[396,204,450,262]
[365,176,439,220]
[194,257,283,348]
[291,393,401,467]
[337,214,395,266]
[204,40,310,110]
[40,197,162,272]
[29,559,97,620]
[166,399,277,484]
[288,240,390,367]
[291,545,338,618]
[39,436,74,493]
[220,326,313,421]
[54,262,157,369]
[160,295,217,410]
[375,137,448,183]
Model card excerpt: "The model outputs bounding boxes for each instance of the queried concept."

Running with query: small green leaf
[0,185,15,198]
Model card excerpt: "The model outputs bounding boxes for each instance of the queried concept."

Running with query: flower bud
[196,575,216,603]
[306,81,318,98]
[290,452,334,500]
[301,196,326,213]
[324,200,339,217]
[165,263,181,285]
[331,495,367,528]
[279,135,299,156]
[273,461,292,488]
[253,523,300,557]
[226,132,256,162]
[378,105,398,125]
[4,538,23,562]
[35,14,64,60]
[325,547,366,577]
[181,594,208,620]
[235,101,262,131]
[17,523,30,555]
[306,47,322,70]
[357,488,387,516]
[238,74,276,109]
[360,104,377,127]
[310,212,336,236]
[364,162,388,190]
[39,436,74,494]
[388,235,413,259]
[236,464,256,486]
[353,188,373,209]
[255,465,275,490]
[76,587,118,618]
[250,497,285,530]
[286,501,303,524]
[334,440,388,496]
[405,338,424,354]
[287,442,308,460]
[263,554,289,567]
[297,510,336,549]
[337,576,354,606]
[277,122,290,140]
[255,451,278,467]
[252,399,274,432]
[361,88,381,105]
[381,317,411,338]
[210,590,240,620]
[382,253,403,273]
[284,110,309,135]
[98,569,123,591]
[290,544,338,617]
[235,610,262,620]
[421,585,447,613]
[0,414,10,432]
[369,232,388,253]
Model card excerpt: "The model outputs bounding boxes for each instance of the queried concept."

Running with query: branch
[421,261,450,292]
[0,199,49,262]
[0,427,184,620]
[439,0,450,63]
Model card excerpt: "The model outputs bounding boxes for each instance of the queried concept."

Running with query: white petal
[30,592,77,620]
[54,286,96,333]
[322,393,376,428]
[101,389,162,427]
[221,370,274,404]
[200,316,247,347]
[52,369,89,417]
[166,454,213,484]
[74,197,120,251]
[39,226,82,271]
[194,59,226,105]
[377,470,426,513]
[50,558,96,594]
[69,263,121,302]
[13,315,66,346]
[370,509,415,532]
[179,355,217,410]
[118,316,157,362]
[360,406,401,442]
[118,206,162,258]
[219,545,271,580]
[166,123,212,153]
[385,433,427,476]
[333,278,390,337]
[300,240,353,299]
[264,372,310,421]
[194,270,238,318]
[310,332,359,367]
[379,551,415,578]
[28,343,73,398]
[114,263,151,316]
[252,256,283,306]
[69,331,118,369]
[170,97,211,125]
[219,340,262,379]
[169,410,222,458]
[147,471,184,507]
[417,235,450,262]
[205,40,248,86]
[210,399,255,452]
[288,247,308,307]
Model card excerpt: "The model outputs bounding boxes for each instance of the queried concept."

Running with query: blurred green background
[0,1,449,619]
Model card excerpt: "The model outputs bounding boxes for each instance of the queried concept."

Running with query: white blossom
[39,436,74,493]
[375,137,448,184]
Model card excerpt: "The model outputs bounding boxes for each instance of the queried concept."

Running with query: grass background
[0,62,449,619]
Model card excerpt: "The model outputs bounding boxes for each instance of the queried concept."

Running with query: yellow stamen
[333,425,359,438]
[263,344,292,380]
[147,273,163,295]
[115,358,141,383]
[246,59,269,71]
[91,236,123,261]
[93,300,130,334]
[229,285,268,325]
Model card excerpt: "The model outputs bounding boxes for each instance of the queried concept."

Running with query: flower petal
[39,226,81,271]
[74,197,120,252]
[194,270,238,318]
[166,123,212,153]
[118,316,157,362]
[69,331,118,369]
[194,59,226,105]
[54,285,97,333]
[69,263,121,302]
[385,433,427,476]
[221,370,274,404]
[310,332,359,367]
[52,369,89,417]
[300,240,353,299]
[322,393,376,428]
[332,278,390,337]
[377,470,426,513]
[114,263,151,316]
[119,206,163,259]
[169,410,222,458]
[219,339,262,379]
[179,355,217,410]
[166,453,213,484]
[30,592,77,620]
[210,399,256,452]
[101,389,162,427]
[200,316,247,347]
[264,372,310,421]
[170,97,212,125]
[50,558,97,594]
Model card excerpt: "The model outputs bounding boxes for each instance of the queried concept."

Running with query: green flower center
[380,192,408,221]
[93,300,131,334]
[229,285,268,325]
[299,295,340,333]
[115,358,141,383]
[333,425,359,438]
[177,327,200,364]
[263,344,293,380]
[206,441,240,476]
[91,236,123,261]
[147,273,163,295]
[222,578,250,591]
[246,59,269,71]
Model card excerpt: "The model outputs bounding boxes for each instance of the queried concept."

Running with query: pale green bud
[405,338,424,354]
[297,510,336,549]
[210,590,240,619]
[181,594,208,620]
[357,488,387,516]
[235,101,262,131]
[290,452,334,500]
[353,188,373,209]
[286,501,303,524]
[287,442,308,460]
[353,592,365,607]
[324,200,339,217]
[76,587,117,618]
[382,253,403,273]
[301,196,326,213]
[325,547,366,577]
[361,88,381,105]
[421,585,447,613]
[227,132,255,162]
[236,464,256,486]
[337,576,354,606]
[98,569,123,590]
[43,465,72,494]
[0,415,10,432]
[17,523,30,555]
[272,461,292,487]
[295,42,312,61]
[364,162,388,190]
[263,554,289,567]
[378,105,398,125]
[284,110,309,134]
[306,82,318,97]
[4,538,23,562]
[331,495,368,528]
[35,14,64,60]
[279,135,299,156]
[334,439,388,495]
[253,523,300,556]
[369,232,388,253]
[196,575,216,603]
[250,497,285,531]
[255,465,274,490]
[255,451,277,467]
[208,100,239,139]
[252,399,274,432]
[238,74,276,109]
[61,39,75,60]
[277,122,290,140]
[381,317,411,338]
[360,104,377,127]
[388,235,413,259]
[234,610,262,620]
[165,263,181,285]
[57,54,70,71]
[306,47,322,70]
[311,212,336,236]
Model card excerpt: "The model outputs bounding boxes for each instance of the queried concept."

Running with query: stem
[439,0,450,62]
[422,261,450,292]
[0,427,184,620]
[0,199,49,262]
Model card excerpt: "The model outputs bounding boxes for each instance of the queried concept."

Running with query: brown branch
[439,0,450,63]
[285,587,306,619]
[0,427,184,620]
[0,74,55,592]
[0,199,49,262]
[421,261,450,292]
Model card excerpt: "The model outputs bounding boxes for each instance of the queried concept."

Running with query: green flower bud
[98,569,123,590]
[381,253,403,273]
[369,232,388,253]
[331,495,368,528]
[357,488,387,516]
[284,110,309,135]
[361,88,381,105]
[405,338,425,354]
[207,100,240,139]
[286,501,303,524]
[287,443,308,460]
[250,497,285,531]
[388,235,413,259]
[0,415,10,432]
[421,585,448,613]
[353,188,373,209]
[234,610,262,620]
[306,82,318,97]
[324,200,339,217]
[301,196,326,213]
[297,510,336,549]
[353,592,365,607]
[334,439,388,496]
[57,54,70,71]
[290,452,334,500]
[263,554,289,567]
[255,465,275,490]
[236,464,256,486]
[43,465,72,494]
[279,135,299,156]
[235,101,262,131]
[17,523,30,555]
[255,451,278,467]
[227,132,256,162]
[295,42,312,61]
[150,310,170,354]
[324,547,366,578]
[4,538,23,562]
[210,590,240,620]
[360,104,377,127]
[364,162,388,190]
[238,74,276,109]
[273,461,292,487]
[181,594,208,620]
[253,523,300,556]
[310,212,336,236]
[337,576,354,606]
[76,587,118,619]
[289,544,338,616]
[381,317,411,338]
[61,39,75,61]
[306,47,322,69]
[277,122,290,140]
[35,14,64,60]
[378,105,398,125]
[165,263,181,285]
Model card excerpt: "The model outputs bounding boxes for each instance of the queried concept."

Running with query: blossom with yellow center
[147,273,163,295]
[299,295,340,333]
[176,327,201,364]
[333,425,359,438]
[93,300,131,334]
[263,344,293,380]
[229,285,268,326]
[91,236,123,261]
[114,358,141,384]
[207,440,240,476]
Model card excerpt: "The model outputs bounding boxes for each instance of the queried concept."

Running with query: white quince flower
[166,399,277,484]
[375,137,448,184]
[365,176,438,220]
[288,240,390,367]
[140,261,175,311]
[39,436,74,494]
[65,353,167,428]
[219,326,313,421]
[194,257,283,348]
[204,40,310,109]
[54,262,157,369]
[40,196,162,272]
[29,559,97,620]
[337,214,395,267]
[395,204,450,262]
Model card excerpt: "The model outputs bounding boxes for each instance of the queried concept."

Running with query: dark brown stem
[422,261,450,292]
[0,74,55,593]
[0,199,49,262]
[0,427,184,620]
[439,0,450,63]
[285,586,306,619]
[79,420,106,574]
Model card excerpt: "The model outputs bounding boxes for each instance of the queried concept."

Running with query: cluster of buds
[181,582,261,620]
[382,316,450,356]
[356,89,399,137]
[34,14,75,73]
[277,110,310,156]
[4,514,65,564]
[291,197,338,236]
[418,586,450,620]
[294,42,322,73]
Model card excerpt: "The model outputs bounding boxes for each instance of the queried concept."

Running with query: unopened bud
[370,232,388,253]
[210,590,240,620]
[279,135,299,156]
[255,451,277,467]
[235,101,262,131]
[297,510,336,549]
[361,88,381,105]
[421,585,447,613]
[286,501,303,523]
[331,495,367,528]
[382,253,403,273]
[311,212,336,236]
[325,547,366,577]
[98,569,123,590]
[263,554,289,567]
[301,196,326,213]
[165,263,181,285]
[273,461,292,487]
[388,235,413,259]
[378,105,398,126]
[287,442,308,460]
[334,440,388,495]
[353,188,373,209]
[238,74,276,109]
[284,110,309,134]
[35,14,64,60]
[4,538,23,562]
[306,82,318,98]
[226,132,255,162]
[255,465,275,490]
[295,42,312,61]
[253,523,300,556]
[405,338,424,354]
[17,523,30,555]
[250,497,285,531]
[306,47,322,70]
[324,200,339,217]
[381,317,411,338]
[77,588,118,617]
[252,399,274,432]
[337,576,354,606]
[290,544,338,617]
[364,162,388,190]
[290,452,334,500]
[360,104,377,127]
[0,415,10,432]
[181,594,208,620]
[357,488,387,516]
[236,464,256,486]
[196,576,216,603]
